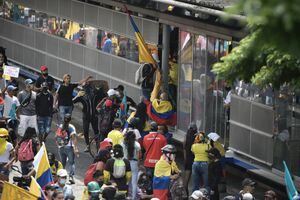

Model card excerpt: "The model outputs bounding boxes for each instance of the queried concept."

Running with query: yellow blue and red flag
[1,181,39,200]
[30,176,44,199]
[283,161,299,200]
[33,143,53,189]
[126,8,162,101]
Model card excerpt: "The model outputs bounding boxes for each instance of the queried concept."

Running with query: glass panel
[192,34,206,131]
[178,31,192,130]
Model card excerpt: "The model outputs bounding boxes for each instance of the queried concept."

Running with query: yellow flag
[1,181,39,200]
[30,176,41,198]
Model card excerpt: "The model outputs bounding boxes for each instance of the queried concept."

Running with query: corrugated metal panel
[47,0,59,16]
[46,55,58,77]
[250,131,273,163]
[112,11,127,36]
[84,4,98,26]
[125,61,139,84]
[36,0,47,12]
[24,28,35,47]
[35,31,47,52]
[46,35,59,56]
[23,48,35,67]
[251,104,273,135]
[11,24,24,43]
[58,40,71,60]
[35,51,46,70]
[71,43,84,65]
[84,48,98,70]
[231,95,251,126]
[12,43,23,63]
[142,19,159,45]
[111,56,126,80]
[71,1,85,24]
[58,60,70,77]
[59,0,72,19]
[98,7,113,30]
[229,123,250,154]
[70,64,84,81]
[97,52,111,74]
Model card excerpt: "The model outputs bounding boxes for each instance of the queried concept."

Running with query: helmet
[150,121,158,131]
[161,144,177,154]
[87,181,101,193]
[112,119,122,128]
[0,128,8,137]
[129,117,140,127]
[41,82,48,88]
[64,113,71,122]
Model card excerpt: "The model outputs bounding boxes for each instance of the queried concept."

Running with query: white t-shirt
[57,124,76,148]
[122,128,141,141]
[0,142,13,163]
[3,94,20,119]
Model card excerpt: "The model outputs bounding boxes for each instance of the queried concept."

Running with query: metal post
[162,24,170,92]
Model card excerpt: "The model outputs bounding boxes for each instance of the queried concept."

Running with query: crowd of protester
[0,45,286,200]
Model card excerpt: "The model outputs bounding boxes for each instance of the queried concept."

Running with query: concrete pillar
[162,24,170,92]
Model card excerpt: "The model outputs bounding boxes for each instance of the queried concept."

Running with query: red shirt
[143,132,167,168]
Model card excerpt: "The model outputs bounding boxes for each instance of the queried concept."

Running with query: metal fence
[0,17,141,102]
[6,0,159,45]
[229,94,274,166]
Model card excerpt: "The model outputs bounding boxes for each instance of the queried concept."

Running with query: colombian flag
[30,176,43,199]
[283,161,299,200]
[153,157,180,200]
[1,181,38,200]
[145,99,177,126]
[127,9,162,101]
[33,143,53,189]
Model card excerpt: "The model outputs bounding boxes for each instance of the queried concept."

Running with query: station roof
[176,0,237,10]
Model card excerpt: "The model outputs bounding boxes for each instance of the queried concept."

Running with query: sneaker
[84,145,90,153]
[69,176,75,184]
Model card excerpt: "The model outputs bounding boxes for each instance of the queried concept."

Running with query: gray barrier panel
[251,103,273,135]
[229,123,250,154]
[250,130,273,163]
[231,95,251,126]
[7,0,159,44]
[0,18,140,102]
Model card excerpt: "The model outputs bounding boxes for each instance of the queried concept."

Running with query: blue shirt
[103,38,112,53]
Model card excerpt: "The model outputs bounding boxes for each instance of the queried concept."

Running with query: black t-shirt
[105,158,131,191]
[36,75,55,91]
[184,129,196,169]
[57,83,78,106]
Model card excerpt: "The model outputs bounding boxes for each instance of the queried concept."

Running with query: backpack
[55,127,71,146]
[84,162,104,186]
[112,159,126,179]
[98,108,114,135]
[18,139,34,162]
[169,176,188,200]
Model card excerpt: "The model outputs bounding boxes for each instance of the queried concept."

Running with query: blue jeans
[37,116,52,135]
[129,160,139,200]
[142,88,152,100]
[192,161,209,192]
[59,106,73,124]
[58,146,75,176]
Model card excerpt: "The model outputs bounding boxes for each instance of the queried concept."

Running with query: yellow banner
[1,181,39,200]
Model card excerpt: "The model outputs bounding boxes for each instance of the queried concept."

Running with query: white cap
[242,193,254,200]
[190,190,204,199]
[57,169,68,177]
[107,89,117,97]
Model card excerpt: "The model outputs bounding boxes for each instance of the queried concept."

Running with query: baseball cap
[57,169,68,177]
[190,190,204,199]
[25,79,34,85]
[107,89,118,97]
[40,65,48,71]
[7,85,17,92]
[264,190,277,198]
[242,178,256,187]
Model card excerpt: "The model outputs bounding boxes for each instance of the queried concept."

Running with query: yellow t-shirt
[107,130,124,146]
[191,143,211,162]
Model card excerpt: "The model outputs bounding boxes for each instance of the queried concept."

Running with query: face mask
[59,178,66,185]
[49,191,54,196]
[97,181,103,187]
[42,87,48,93]
[42,73,48,76]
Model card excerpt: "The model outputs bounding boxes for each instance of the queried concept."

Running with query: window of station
[0,2,158,63]
[178,30,231,144]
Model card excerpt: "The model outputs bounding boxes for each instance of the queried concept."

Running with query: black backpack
[98,107,115,135]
